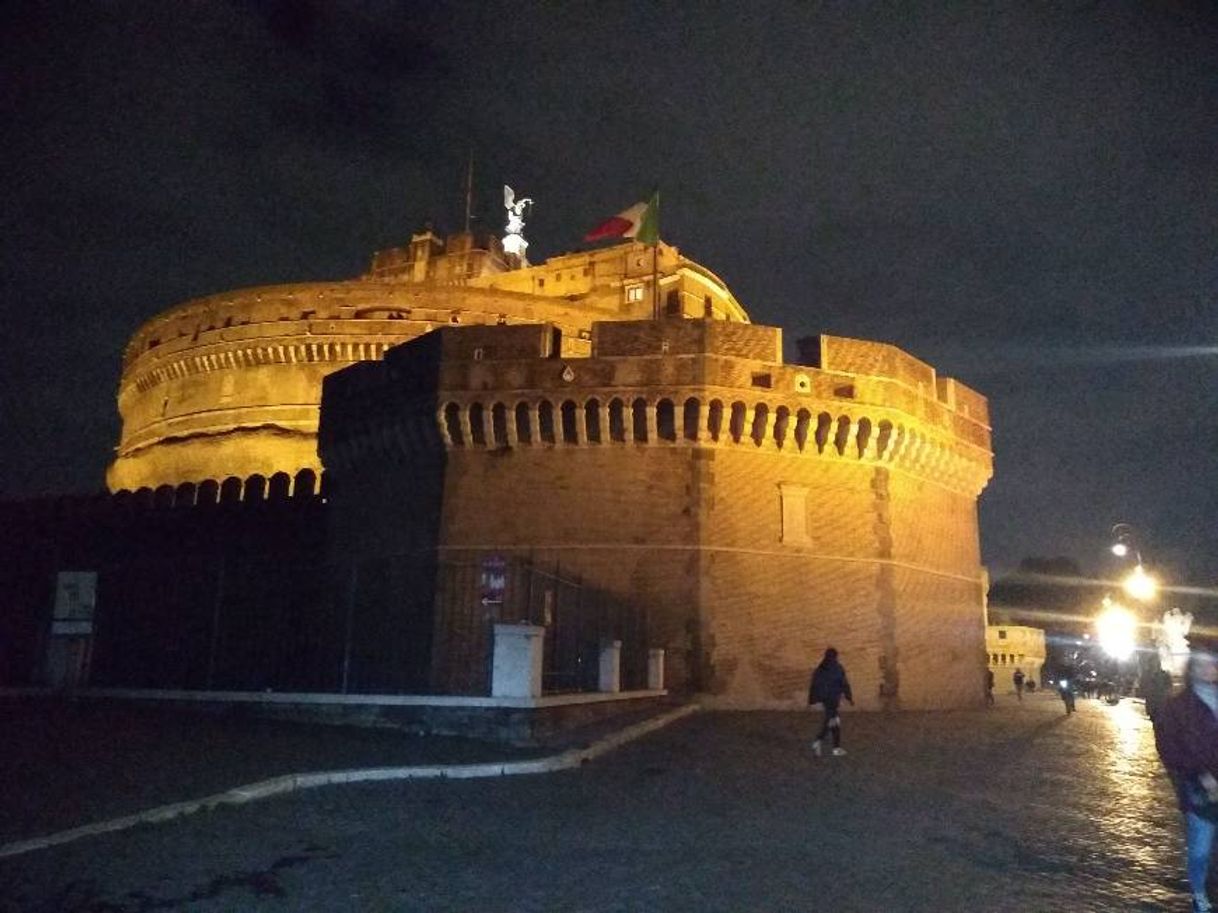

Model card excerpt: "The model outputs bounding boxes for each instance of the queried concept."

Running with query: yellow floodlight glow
[1096,601,1138,660]
[1123,565,1158,602]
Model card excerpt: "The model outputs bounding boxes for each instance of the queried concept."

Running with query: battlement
[320,321,992,497]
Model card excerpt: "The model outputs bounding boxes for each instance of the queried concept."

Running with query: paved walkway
[0,697,556,844]
[0,693,1190,912]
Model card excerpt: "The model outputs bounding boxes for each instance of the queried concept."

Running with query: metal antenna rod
[463,152,474,234]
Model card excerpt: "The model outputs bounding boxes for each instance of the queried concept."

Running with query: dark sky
[2,2,1216,589]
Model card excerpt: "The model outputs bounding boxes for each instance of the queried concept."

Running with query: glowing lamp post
[1096,597,1138,661]
[1122,564,1159,602]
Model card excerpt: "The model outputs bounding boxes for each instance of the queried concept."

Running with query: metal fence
[1,497,650,696]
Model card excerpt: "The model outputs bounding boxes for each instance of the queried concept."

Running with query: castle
[109,230,744,492]
[4,225,993,711]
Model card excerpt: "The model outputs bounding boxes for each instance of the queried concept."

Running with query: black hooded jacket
[809,657,853,707]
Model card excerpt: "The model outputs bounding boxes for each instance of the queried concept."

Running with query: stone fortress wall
[321,319,992,708]
[108,236,747,493]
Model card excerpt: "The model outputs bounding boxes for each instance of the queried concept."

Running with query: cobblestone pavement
[0,694,1192,912]
[0,699,552,844]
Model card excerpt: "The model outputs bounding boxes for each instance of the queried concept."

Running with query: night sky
[3,2,1216,590]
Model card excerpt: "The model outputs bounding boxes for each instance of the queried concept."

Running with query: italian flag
[584,191,659,245]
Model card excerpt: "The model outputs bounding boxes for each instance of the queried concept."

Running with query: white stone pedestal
[647,648,665,690]
[598,640,622,693]
[491,624,545,698]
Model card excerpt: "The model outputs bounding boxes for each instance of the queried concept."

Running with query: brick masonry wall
[432,441,986,709]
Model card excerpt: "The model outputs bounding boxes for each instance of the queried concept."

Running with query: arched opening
[609,398,626,442]
[815,412,833,453]
[833,415,852,455]
[515,402,532,444]
[469,402,486,446]
[773,406,790,449]
[683,398,700,442]
[707,400,724,442]
[268,472,291,501]
[856,417,873,458]
[794,409,811,452]
[631,398,649,442]
[538,400,556,444]
[444,402,464,446]
[877,420,893,458]
[154,485,175,508]
[292,469,317,499]
[656,399,676,442]
[750,403,769,446]
[173,482,197,507]
[245,474,267,502]
[585,398,602,443]
[220,477,243,504]
[729,401,747,444]
[196,479,220,506]
[492,402,509,446]
[561,400,579,443]
[133,487,154,509]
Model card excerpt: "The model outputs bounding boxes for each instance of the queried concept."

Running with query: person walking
[809,647,853,757]
[1013,668,1025,701]
[1058,675,1076,715]
[985,667,995,707]
[1154,649,1218,913]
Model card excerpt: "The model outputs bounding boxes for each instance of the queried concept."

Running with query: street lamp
[1123,564,1159,602]
[1111,523,1142,563]
[1096,597,1137,661]
[1110,522,1158,602]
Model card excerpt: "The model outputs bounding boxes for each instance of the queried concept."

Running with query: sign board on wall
[51,571,97,635]
[480,556,507,608]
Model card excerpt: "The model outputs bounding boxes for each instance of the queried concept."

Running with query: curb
[0,704,698,860]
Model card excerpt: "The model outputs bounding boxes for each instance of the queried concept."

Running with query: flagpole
[652,244,659,320]
[651,189,660,320]
[463,152,474,234]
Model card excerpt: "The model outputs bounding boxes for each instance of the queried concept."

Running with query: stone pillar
[481,408,495,447]
[574,403,588,445]
[645,403,658,443]
[491,624,545,699]
[505,407,520,447]
[459,405,474,448]
[598,402,611,443]
[598,640,622,693]
[529,403,542,444]
[648,648,665,690]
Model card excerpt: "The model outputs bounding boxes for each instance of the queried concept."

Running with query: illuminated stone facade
[321,319,993,709]
[108,234,746,492]
[986,624,1046,691]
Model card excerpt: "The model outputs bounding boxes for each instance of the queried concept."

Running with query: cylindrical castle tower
[321,319,994,708]
[108,235,748,492]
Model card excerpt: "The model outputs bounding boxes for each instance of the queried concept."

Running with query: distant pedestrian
[1058,671,1076,715]
[1013,668,1025,701]
[809,647,853,757]
[985,667,995,706]
[1154,649,1218,913]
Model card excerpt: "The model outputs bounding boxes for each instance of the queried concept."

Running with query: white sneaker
[832,747,847,757]
[811,740,822,756]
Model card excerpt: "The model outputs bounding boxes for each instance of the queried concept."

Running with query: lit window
[626,286,644,302]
